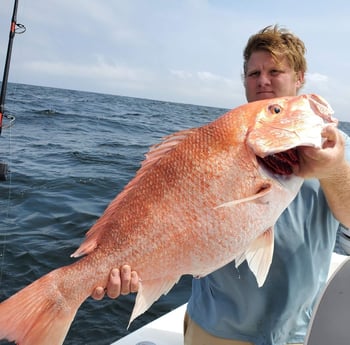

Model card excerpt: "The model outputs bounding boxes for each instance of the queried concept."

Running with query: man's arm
[320,161,350,228]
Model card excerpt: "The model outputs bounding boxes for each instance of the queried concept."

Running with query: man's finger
[120,265,132,295]
[91,286,105,301]
[106,268,122,299]
[130,271,139,293]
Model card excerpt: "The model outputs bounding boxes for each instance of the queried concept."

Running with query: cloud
[171,69,234,85]
[303,72,350,121]
[307,72,329,83]
[304,72,330,93]
[170,70,193,80]
[24,59,150,82]
[168,68,244,108]
[1,1,349,121]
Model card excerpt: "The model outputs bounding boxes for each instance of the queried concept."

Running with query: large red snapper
[0,94,336,345]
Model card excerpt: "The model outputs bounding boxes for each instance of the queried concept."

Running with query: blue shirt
[187,130,350,345]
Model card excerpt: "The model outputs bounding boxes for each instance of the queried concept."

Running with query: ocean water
[0,83,349,345]
[0,83,226,345]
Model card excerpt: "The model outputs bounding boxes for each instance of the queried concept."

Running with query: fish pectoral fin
[235,227,274,287]
[215,183,272,209]
[128,276,180,328]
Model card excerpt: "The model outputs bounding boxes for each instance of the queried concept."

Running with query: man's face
[244,50,304,102]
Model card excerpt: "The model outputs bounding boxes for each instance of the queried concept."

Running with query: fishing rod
[0,0,25,135]
[0,0,25,180]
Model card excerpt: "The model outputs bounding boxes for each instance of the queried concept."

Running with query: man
[95,25,350,345]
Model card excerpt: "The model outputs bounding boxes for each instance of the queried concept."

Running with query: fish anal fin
[235,227,274,287]
[128,276,180,328]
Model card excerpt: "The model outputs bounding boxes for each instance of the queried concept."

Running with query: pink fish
[0,94,336,345]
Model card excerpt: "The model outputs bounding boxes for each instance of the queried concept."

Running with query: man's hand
[296,124,350,227]
[91,265,139,300]
[296,125,346,180]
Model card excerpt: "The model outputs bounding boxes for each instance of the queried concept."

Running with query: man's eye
[248,71,259,77]
[270,70,280,76]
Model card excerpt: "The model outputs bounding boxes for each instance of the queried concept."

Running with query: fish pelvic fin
[0,271,79,345]
[128,276,180,328]
[235,227,274,287]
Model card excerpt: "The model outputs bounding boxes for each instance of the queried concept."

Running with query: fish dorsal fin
[71,129,195,258]
[108,128,196,209]
[143,129,195,168]
[71,228,101,258]
[235,227,274,287]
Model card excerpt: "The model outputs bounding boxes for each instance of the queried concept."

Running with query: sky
[0,0,350,122]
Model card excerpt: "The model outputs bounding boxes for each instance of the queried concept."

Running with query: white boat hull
[112,253,348,345]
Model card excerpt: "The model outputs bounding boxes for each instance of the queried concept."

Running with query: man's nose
[257,73,271,86]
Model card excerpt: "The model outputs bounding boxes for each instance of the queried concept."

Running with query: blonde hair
[243,25,307,84]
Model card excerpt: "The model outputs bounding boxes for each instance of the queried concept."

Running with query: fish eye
[268,104,282,114]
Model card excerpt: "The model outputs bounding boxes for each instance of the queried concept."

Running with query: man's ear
[296,71,305,89]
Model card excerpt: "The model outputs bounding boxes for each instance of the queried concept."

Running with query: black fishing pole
[0,0,25,180]
[0,0,25,135]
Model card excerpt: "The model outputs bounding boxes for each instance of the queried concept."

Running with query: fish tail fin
[0,270,80,345]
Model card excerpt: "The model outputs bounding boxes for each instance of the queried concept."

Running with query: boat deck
[112,253,348,345]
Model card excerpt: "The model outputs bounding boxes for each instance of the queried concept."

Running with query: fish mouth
[257,148,299,176]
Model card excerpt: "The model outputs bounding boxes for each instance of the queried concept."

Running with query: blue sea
[0,83,226,345]
[0,83,349,345]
